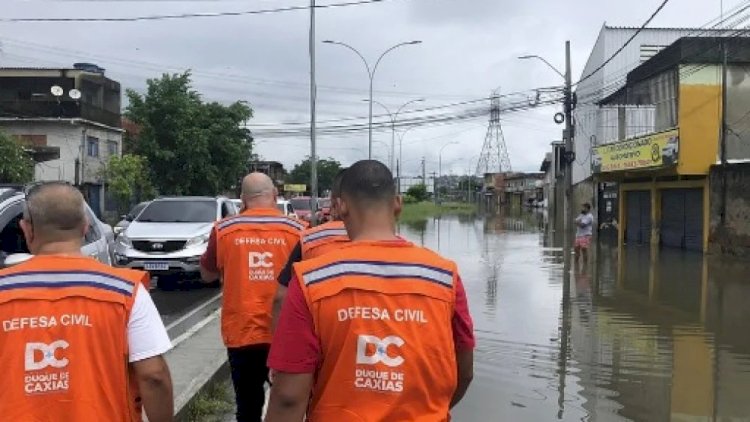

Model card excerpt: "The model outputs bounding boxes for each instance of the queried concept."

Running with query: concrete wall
[0,120,122,217]
[709,163,750,256]
[572,179,596,214]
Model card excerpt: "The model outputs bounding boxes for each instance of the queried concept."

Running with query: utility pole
[309,0,318,226]
[421,157,426,183]
[431,172,438,205]
[563,40,574,268]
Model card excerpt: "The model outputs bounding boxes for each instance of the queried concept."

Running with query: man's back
[276,240,471,421]
[301,220,349,260]
[215,208,304,347]
[0,255,144,421]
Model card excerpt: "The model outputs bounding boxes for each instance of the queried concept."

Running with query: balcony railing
[0,100,120,128]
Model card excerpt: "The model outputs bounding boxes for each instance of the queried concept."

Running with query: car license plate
[144,262,169,271]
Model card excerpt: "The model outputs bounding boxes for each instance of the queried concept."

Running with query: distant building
[504,173,544,208]
[400,176,434,196]
[248,160,285,187]
[0,63,123,218]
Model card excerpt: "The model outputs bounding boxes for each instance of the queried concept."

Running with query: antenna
[50,85,63,97]
[69,89,81,100]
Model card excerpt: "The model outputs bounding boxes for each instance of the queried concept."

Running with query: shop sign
[592,129,679,173]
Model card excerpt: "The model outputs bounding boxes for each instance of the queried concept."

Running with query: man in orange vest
[266,160,475,421]
[274,169,349,319]
[0,182,174,421]
[201,173,304,422]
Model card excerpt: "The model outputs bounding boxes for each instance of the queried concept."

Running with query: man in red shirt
[265,160,475,421]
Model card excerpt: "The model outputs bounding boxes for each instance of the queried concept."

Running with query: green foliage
[102,154,156,213]
[288,157,343,192]
[402,194,418,204]
[125,72,253,196]
[0,131,34,184]
[406,184,429,202]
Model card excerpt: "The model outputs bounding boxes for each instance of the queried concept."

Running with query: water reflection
[398,212,750,421]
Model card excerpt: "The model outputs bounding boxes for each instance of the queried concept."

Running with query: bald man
[200,173,304,422]
[0,182,174,421]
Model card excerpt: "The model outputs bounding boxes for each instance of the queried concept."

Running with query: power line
[576,0,672,85]
[0,0,391,22]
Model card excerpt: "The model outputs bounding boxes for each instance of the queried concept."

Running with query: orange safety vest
[0,255,145,422]
[301,220,349,260]
[216,208,305,348]
[294,240,459,422]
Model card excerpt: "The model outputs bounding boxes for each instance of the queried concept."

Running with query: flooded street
[399,212,750,421]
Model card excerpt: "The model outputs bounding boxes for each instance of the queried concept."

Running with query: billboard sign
[592,129,679,173]
[283,184,307,193]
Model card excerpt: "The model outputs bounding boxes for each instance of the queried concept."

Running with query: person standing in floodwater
[574,203,594,267]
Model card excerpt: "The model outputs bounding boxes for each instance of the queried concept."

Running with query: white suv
[113,196,237,289]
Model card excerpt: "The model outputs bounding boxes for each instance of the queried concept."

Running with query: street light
[518,55,565,79]
[322,39,422,159]
[437,141,459,204]
[396,125,419,194]
[364,98,425,173]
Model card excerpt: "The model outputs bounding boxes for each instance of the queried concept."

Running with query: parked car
[113,196,237,289]
[0,185,115,268]
[114,201,151,237]
[276,199,297,218]
[290,196,324,224]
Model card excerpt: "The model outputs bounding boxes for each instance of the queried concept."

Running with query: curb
[174,361,230,421]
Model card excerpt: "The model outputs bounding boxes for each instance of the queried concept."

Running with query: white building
[399,176,435,195]
[0,65,123,218]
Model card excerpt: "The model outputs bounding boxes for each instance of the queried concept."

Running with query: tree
[288,157,343,193]
[102,154,156,214]
[125,72,253,196]
[406,184,429,202]
[0,131,34,184]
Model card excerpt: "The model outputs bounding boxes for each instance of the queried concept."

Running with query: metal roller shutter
[626,191,651,245]
[659,188,703,251]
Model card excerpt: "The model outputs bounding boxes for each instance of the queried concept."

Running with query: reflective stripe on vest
[302,228,348,244]
[218,216,304,232]
[0,271,135,296]
[302,260,453,288]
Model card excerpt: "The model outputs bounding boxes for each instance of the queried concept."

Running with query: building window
[87,136,99,157]
[107,141,118,156]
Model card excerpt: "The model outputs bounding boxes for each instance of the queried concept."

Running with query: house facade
[592,37,750,252]
[0,64,123,218]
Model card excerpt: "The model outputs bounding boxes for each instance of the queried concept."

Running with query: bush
[406,184,429,202]
[402,194,418,204]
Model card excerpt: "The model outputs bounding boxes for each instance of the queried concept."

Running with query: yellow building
[592,37,750,252]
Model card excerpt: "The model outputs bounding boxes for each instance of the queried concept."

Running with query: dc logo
[25,340,69,371]
[248,252,274,268]
[356,335,405,367]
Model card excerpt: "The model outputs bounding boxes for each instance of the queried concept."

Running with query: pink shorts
[575,235,592,249]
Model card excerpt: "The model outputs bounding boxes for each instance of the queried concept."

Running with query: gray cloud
[1,0,737,176]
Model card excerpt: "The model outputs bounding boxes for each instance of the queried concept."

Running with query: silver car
[0,186,115,267]
[113,196,237,289]
[114,200,151,237]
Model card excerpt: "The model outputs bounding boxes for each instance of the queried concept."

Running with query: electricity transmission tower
[476,90,511,176]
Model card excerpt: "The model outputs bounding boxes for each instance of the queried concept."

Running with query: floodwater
[398,211,750,422]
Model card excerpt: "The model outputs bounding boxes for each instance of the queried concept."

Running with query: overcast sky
[1,0,734,176]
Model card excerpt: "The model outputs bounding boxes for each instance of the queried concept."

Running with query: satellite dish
[50,85,64,97]
[69,89,82,100]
